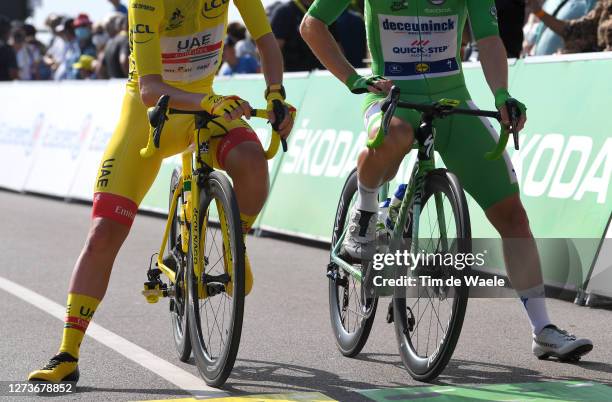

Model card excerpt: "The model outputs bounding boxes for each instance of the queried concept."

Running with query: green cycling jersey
[308,0,500,95]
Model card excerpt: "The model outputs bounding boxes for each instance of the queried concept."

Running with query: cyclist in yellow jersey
[28,0,294,383]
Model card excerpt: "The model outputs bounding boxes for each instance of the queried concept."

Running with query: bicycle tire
[168,167,192,362]
[187,171,245,387]
[393,168,470,382]
[329,168,379,357]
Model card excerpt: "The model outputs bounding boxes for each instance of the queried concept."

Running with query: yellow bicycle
[139,95,288,386]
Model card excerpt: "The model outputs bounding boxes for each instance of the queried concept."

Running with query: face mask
[75,27,91,41]
[92,33,109,48]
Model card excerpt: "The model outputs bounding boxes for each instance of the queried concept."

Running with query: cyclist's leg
[208,117,267,231]
[208,117,266,294]
[435,94,551,329]
[359,94,418,189]
[28,87,193,382]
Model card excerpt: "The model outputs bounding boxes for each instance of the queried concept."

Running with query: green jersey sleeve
[307,0,351,26]
[466,0,500,41]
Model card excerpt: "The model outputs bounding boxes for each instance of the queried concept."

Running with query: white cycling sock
[517,284,551,335]
[356,180,379,212]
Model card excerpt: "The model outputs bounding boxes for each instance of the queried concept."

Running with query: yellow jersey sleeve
[129,0,165,78]
[234,0,272,40]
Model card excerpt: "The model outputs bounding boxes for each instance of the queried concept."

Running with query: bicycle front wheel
[328,168,378,357]
[187,171,245,387]
[394,169,471,382]
[168,167,191,362]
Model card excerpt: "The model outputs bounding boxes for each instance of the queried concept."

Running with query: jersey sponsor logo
[132,3,155,11]
[416,63,429,73]
[382,17,455,33]
[379,14,459,79]
[201,0,229,19]
[131,24,155,44]
[166,8,185,31]
[160,24,224,82]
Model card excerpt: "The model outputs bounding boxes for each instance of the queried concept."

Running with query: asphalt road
[1,190,611,402]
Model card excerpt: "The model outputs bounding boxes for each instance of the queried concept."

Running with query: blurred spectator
[103,14,129,78]
[269,0,325,72]
[108,0,128,15]
[74,14,96,57]
[219,35,260,76]
[11,27,39,80]
[23,24,51,79]
[48,18,80,80]
[226,22,247,43]
[44,13,64,49]
[72,54,96,79]
[525,0,594,55]
[0,15,18,81]
[334,8,367,67]
[496,0,527,58]
[104,12,124,39]
[528,0,611,53]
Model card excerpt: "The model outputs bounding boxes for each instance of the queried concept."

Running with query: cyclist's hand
[201,94,252,121]
[345,73,392,94]
[495,88,527,132]
[265,85,295,139]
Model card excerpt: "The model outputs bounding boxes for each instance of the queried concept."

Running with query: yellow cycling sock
[240,213,257,236]
[59,293,100,358]
[239,213,257,295]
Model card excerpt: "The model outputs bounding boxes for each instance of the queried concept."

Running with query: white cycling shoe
[341,207,377,261]
[533,324,593,361]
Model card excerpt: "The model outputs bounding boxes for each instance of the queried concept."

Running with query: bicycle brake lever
[508,100,521,151]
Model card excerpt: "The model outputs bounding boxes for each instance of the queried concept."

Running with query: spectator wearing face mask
[74,14,96,58]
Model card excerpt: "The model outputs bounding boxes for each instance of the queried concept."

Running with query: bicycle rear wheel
[393,169,470,382]
[168,168,192,362]
[328,168,378,357]
[187,171,245,387]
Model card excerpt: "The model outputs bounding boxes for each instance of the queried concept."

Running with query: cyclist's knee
[225,141,267,179]
[84,218,129,256]
[216,127,263,171]
[386,119,414,154]
[487,196,531,237]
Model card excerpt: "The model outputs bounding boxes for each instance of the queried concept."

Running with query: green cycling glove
[345,73,385,95]
[494,88,527,115]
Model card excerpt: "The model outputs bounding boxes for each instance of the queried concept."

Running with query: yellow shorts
[92,86,261,226]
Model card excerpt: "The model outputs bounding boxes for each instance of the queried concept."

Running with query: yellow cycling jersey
[128,0,272,92]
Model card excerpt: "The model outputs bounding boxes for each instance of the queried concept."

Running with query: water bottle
[386,184,407,232]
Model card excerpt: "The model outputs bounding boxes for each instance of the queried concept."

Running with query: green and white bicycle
[327,86,521,381]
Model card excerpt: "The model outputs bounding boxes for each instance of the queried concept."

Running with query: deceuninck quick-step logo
[381,17,456,33]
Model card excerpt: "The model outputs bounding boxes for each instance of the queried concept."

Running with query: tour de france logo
[201,0,229,19]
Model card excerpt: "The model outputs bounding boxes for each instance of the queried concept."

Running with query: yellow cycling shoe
[224,247,253,297]
[28,352,80,383]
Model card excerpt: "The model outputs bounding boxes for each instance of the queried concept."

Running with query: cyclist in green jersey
[301,0,592,361]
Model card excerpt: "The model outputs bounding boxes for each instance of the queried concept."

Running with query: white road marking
[0,275,226,398]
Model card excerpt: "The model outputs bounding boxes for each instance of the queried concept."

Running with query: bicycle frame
[141,102,287,301]
[329,114,441,282]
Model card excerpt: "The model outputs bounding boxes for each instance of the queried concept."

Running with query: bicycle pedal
[142,281,168,303]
